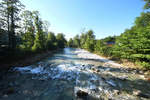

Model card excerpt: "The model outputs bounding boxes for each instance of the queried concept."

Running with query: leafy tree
[95,40,105,54]
[56,33,66,48]
[0,0,24,49]
[68,38,74,47]
[73,35,80,48]
[22,27,35,50]
[32,15,46,51]
[21,10,34,33]
[143,0,150,9]
[84,30,95,52]
[46,32,57,50]
[113,28,137,59]
[21,10,35,50]
[80,33,87,48]
[43,20,50,34]
[113,12,150,68]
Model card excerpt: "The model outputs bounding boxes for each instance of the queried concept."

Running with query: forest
[68,0,150,69]
[0,0,67,66]
[0,0,150,69]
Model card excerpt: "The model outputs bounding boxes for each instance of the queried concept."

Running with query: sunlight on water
[2,48,149,100]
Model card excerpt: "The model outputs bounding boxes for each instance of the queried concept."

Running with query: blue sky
[21,0,145,39]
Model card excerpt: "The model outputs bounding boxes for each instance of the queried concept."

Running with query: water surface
[0,48,150,100]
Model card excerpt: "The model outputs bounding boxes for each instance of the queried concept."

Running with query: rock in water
[133,90,150,98]
[113,90,120,95]
[76,90,88,99]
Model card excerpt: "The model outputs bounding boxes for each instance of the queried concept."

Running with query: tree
[113,12,150,68]
[84,30,95,52]
[95,40,105,54]
[80,33,87,48]
[22,27,35,50]
[73,35,80,48]
[143,0,150,9]
[46,32,57,50]
[21,10,34,33]
[68,38,73,47]
[21,10,35,50]
[32,14,46,51]
[56,33,66,48]
[0,0,24,49]
[43,20,50,34]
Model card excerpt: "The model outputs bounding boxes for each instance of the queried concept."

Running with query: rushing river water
[0,48,150,100]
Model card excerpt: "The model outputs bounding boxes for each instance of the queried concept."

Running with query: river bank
[76,49,150,78]
[81,48,150,70]
[0,50,58,71]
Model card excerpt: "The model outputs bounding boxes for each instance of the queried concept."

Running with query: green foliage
[73,35,80,48]
[56,33,67,48]
[84,38,95,52]
[112,12,150,68]
[22,27,35,50]
[79,33,87,48]
[95,40,105,54]
[68,30,96,52]
[143,0,150,9]
[83,30,95,52]
[68,38,74,47]
[32,16,46,52]
[0,0,24,49]
[46,32,57,50]
[1,0,150,69]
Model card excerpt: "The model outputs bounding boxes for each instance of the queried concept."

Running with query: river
[0,48,150,100]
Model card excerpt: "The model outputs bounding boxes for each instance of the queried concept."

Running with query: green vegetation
[68,0,150,69]
[0,0,67,65]
[1,0,150,69]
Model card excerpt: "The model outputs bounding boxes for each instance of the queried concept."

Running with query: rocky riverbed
[0,48,150,100]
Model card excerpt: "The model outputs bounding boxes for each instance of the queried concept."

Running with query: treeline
[0,0,67,61]
[68,0,150,69]
[67,30,116,56]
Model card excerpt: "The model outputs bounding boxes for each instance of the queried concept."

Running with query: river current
[0,48,150,100]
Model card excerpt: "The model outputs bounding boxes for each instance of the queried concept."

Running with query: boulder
[96,69,100,73]
[76,90,88,98]
[113,90,120,95]
[91,68,96,71]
